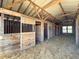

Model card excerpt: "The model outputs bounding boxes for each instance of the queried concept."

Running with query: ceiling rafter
[59,3,65,14]
[34,7,42,19]
[59,3,68,19]
[10,0,15,10]
[27,4,35,16]
[31,7,40,17]
[23,2,31,14]
[43,0,63,9]
[56,12,76,18]
[4,0,26,9]
[33,7,50,21]
[28,0,56,20]
[17,1,24,12]
[2,0,57,20]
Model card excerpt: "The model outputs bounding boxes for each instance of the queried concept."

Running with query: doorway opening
[35,21,41,44]
[44,23,48,40]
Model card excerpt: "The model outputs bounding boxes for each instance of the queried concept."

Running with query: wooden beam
[59,3,67,19]
[39,10,44,19]
[17,2,24,12]
[28,0,56,20]
[43,0,63,9]
[57,12,75,18]
[31,8,39,17]
[43,14,49,21]
[9,0,15,10]
[23,2,31,14]
[35,7,42,19]
[59,3,65,14]
[27,8,33,15]
[4,0,26,9]
[27,4,35,15]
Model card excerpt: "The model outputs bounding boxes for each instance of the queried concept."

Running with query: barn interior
[0,0,79,59]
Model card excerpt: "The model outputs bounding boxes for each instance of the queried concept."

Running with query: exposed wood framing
[9,0,15,10]
[28,0,56,20]
[43,0,63,9]
[35,7,42,20]
[2,0,56,21]
[44,14,50,20]
[59,3,65,14]
[43,15,49,21]
[4,0,26,9]
[59,3,67,19]
[57,12,76,18]
[17,2,24,12]
[23,2,31,14]
[32,8,40,17]
[34,8,49,21]
[39,10,44,19]
[39,11,49,21]
[27,4,35,15]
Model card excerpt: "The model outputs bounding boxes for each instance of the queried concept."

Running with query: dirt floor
[0,35,79,59]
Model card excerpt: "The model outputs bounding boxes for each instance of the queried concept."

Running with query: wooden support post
[0,13,4,40]
[20,17,22,50]
[76,15,79,47]
[40,20,44,42]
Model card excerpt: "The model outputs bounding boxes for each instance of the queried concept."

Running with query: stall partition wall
[21,23,35,49]
[18,16,35,50]
[1,14,21,51]
[0,13,35,51]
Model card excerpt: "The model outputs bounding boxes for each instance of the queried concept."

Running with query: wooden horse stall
[21,16,35,49]
[0,9,36,52]
[0,13,21,52]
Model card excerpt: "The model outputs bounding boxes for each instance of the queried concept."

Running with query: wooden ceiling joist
[43,0,63,9]
[59,3,65,14]
[31,8,39,17]
[23,2,31,14]
[4,0,26,9]
[9,0,15,10]
[2,0,57,21]
[28,0,56,20]
[27,5,35,15]
[57,12,76,18]
[59,3,68,19]
[17,1,24,12]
